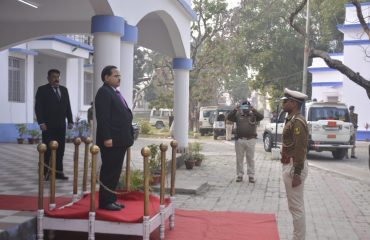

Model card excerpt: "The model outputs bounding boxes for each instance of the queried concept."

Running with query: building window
[84,72,93,105]
[8,57,26,103]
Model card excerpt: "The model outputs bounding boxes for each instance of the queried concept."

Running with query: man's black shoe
[100,203,121,211]
[351,156,357,159]
[113,202,125,208]
[56,174,69,180]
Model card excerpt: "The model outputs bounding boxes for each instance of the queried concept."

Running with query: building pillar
[120,23,138,109]
[172,58,192,151]
[91,15,124,96]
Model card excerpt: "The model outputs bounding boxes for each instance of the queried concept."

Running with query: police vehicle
[263,100,354,160]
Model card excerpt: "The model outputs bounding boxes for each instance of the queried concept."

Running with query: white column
[173,58,192,151]
[91,15,125,97]
[120,24,138,109]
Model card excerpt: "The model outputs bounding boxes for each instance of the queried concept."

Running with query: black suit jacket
[35,84,73,128]
[95,84,134,148]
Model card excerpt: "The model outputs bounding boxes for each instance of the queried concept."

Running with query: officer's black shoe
[113,202,125,208]
[236,176,243,182]
[351,156,357,159]
[100,203,121,211]
[249,177,256,183]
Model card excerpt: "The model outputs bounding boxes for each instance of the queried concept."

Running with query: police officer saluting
[280,88,308,240]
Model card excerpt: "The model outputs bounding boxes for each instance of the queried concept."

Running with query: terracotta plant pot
[17,138,24,144]
[195,159,203,166]
[150,174,161,185]
[27,138,35,144]
[185,160,195,170]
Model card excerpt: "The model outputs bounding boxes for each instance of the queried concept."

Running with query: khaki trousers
[235,138,256,177]
[351,129,357,157]
[282,160,308,240]
[225,123,233,141]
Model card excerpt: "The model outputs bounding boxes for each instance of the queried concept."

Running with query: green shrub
[140,121,151,134]
[118,169,144,192]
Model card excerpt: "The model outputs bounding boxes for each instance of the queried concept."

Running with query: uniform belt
[237,136,255,140]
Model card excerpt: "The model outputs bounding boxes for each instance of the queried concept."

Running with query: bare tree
[289,0,370,98]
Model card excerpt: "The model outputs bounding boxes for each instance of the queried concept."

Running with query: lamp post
[302,0,311,94]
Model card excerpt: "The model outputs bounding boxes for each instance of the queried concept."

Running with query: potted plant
[183,153,195,170]
[15,124,27,144]
[189,142,204,166]
[74,116,89,142]
[27,128,40,144]
[66,128,73,143]
[118,169,145,192]
[148,144,162,185]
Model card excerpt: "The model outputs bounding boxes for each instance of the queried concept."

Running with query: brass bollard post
[170,140,178,196]
[83,137,92,194]
[49,141,58,210]
[159,144,168,205]
[73,138,82,201]
[37,144,47,210]
[126,147,131,192]
[90,145,99,213]
[141,147,151,216]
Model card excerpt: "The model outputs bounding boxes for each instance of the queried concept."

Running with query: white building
[0,0,196,149]
[309,2,370,141]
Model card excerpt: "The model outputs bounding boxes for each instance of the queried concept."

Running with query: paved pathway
[0,138,369,240]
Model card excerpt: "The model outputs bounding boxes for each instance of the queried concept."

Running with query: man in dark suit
[35,69,73,180]
[95,65,134,211]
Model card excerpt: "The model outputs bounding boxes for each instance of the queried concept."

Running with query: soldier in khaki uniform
[349,105,358,158]
[227,101,264,183]
[280,88,308,240]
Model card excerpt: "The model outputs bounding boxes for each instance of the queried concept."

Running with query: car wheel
[332,149,347,160]
[263,133,272,152]
[155,121,164,129]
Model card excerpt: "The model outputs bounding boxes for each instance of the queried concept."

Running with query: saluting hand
[292,175,302,188]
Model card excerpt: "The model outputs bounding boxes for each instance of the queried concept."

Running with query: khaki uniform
[227,109,264,178]
[281,112,308,240]
[349,112,358,157]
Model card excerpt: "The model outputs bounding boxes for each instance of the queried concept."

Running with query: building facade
[309,2,370,140]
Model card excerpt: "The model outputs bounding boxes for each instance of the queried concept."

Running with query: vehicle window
[278,111,286,123]
[153,110,160,117]
[162,111,171,117]
[203,110,215,118]
[308,107,350,122]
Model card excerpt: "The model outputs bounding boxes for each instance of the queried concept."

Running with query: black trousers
[99,146,126,207]
[42,126,66,176]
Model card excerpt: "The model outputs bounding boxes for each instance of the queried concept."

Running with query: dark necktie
[54,87,61,101]
[115,90,128,109]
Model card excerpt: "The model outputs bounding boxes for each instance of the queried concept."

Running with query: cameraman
[227,101,264,183]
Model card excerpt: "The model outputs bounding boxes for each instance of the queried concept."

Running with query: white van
[263,101,354,160]
[199,106,217,136]
[149,108,173,129]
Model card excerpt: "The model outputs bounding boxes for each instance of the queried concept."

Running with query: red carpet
[0,194,279,239]
[0,194,71,211]
[155,209,279,240]
[51,209,279,240]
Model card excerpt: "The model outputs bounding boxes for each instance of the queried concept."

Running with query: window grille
[84,72,93,105]
[8,57,25,103]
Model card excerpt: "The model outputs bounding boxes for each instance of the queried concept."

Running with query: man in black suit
[35,69,73,180]
[95,65,134,211]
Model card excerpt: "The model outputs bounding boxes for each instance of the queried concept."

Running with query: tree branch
[311,49,370,98]
[288,0,308,37]
[351,0,370,39]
